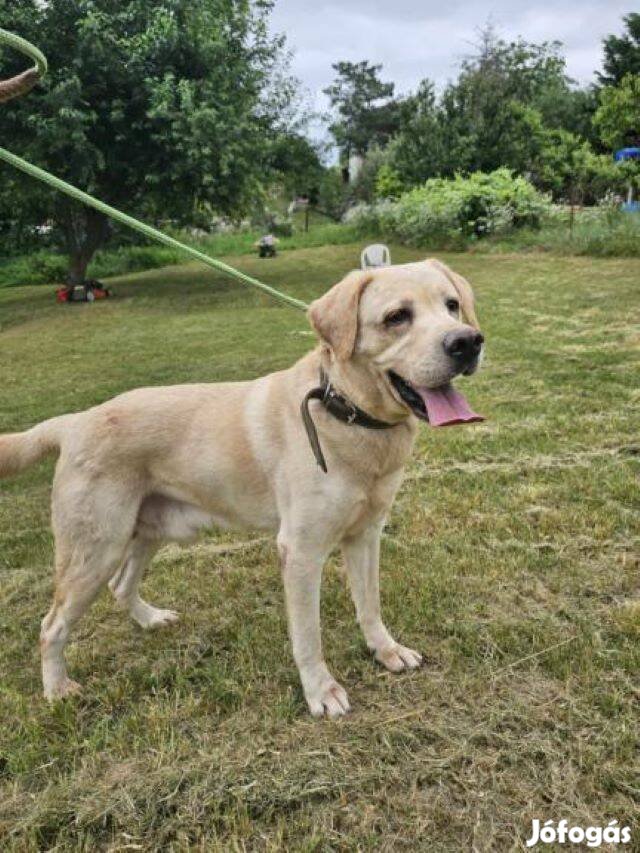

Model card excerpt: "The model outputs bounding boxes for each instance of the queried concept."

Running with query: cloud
[270,0,632,132]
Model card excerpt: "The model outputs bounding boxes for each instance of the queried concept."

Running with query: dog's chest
[339,428,414,535]
[341,466,406,538]
[352,420,415,478]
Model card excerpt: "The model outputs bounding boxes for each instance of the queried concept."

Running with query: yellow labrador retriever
[0,259,484,717]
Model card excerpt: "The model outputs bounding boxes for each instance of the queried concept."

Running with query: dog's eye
[446,298,460,314]
[384,308,412,327]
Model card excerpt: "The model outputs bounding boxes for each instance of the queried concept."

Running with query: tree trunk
[68,251,91,288]
[61,207,111,287]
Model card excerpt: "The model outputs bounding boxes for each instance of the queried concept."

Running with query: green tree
[0,0,294,283]
[440,29,580,174]
[388,27,599,189]
[267,134,325,201]
[594,74,640,150]
[533,80,599,145]
[316,167,347,220]
[387,80,449,184]
[598,13,640,86]
[531,128,624,202]
[323,61,398,161]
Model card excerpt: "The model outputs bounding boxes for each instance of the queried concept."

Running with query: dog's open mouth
[388,371,484,426]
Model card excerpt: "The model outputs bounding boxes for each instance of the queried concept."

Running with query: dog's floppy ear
[308,270,373,360]
[427,258,480,329]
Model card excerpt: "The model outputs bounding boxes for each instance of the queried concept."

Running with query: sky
[270,1,632,142]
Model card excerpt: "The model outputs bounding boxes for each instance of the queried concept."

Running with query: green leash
[0,27,308,312]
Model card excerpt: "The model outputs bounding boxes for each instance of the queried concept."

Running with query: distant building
[347,153,364,184]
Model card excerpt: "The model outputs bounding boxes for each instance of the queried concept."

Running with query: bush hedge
[346,168,551,246]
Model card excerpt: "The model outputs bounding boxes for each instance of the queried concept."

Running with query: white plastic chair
[361,243,391,270]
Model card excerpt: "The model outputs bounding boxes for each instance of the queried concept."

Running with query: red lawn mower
[56,279,112,303]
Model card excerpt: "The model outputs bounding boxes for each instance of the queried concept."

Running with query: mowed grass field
[0,244,638,851]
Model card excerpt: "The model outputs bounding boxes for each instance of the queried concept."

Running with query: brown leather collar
[301,370,397,472]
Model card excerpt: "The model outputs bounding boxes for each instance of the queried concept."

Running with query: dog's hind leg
[109,537,178,629]
[109,493,212,628]
[41,534,132,700]
[41,477,140,700]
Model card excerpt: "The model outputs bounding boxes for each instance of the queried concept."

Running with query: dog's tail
[0,414,73,478]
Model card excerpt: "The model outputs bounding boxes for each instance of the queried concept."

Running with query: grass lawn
[0,244,638,850]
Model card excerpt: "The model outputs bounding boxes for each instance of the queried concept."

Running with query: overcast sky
[270,1,632,141]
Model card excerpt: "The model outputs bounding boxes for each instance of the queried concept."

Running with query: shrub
[375,164,405,200]
[317,168,349,221]
[346,168,551,246]
[0,251,69,288]
[532,129,639,204]
[248,207,294,238]
[263,213,294,238]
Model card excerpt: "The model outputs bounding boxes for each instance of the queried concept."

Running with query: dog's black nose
[443,329,484,363]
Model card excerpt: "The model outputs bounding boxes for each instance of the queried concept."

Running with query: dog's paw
[375,644,423,673]
[133,603,180,630]
[44,677,82,701]
[304,674,351,719]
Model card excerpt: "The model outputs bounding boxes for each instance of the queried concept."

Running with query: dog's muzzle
[443,330,484,375]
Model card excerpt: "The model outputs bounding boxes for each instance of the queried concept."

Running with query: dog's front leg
[342,523,423,672]
[278,534,350,719]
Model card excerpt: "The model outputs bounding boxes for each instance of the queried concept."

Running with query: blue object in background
[614,147,640,162]
[614,148,640,212]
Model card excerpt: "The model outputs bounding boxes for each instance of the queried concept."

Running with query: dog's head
[308,259,484,422]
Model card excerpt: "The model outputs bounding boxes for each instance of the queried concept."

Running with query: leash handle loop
[0,27,47,103]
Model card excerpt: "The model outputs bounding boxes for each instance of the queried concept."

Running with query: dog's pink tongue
[420,386,484,427]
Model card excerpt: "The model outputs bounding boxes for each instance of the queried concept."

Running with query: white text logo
[526,819,631,848]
